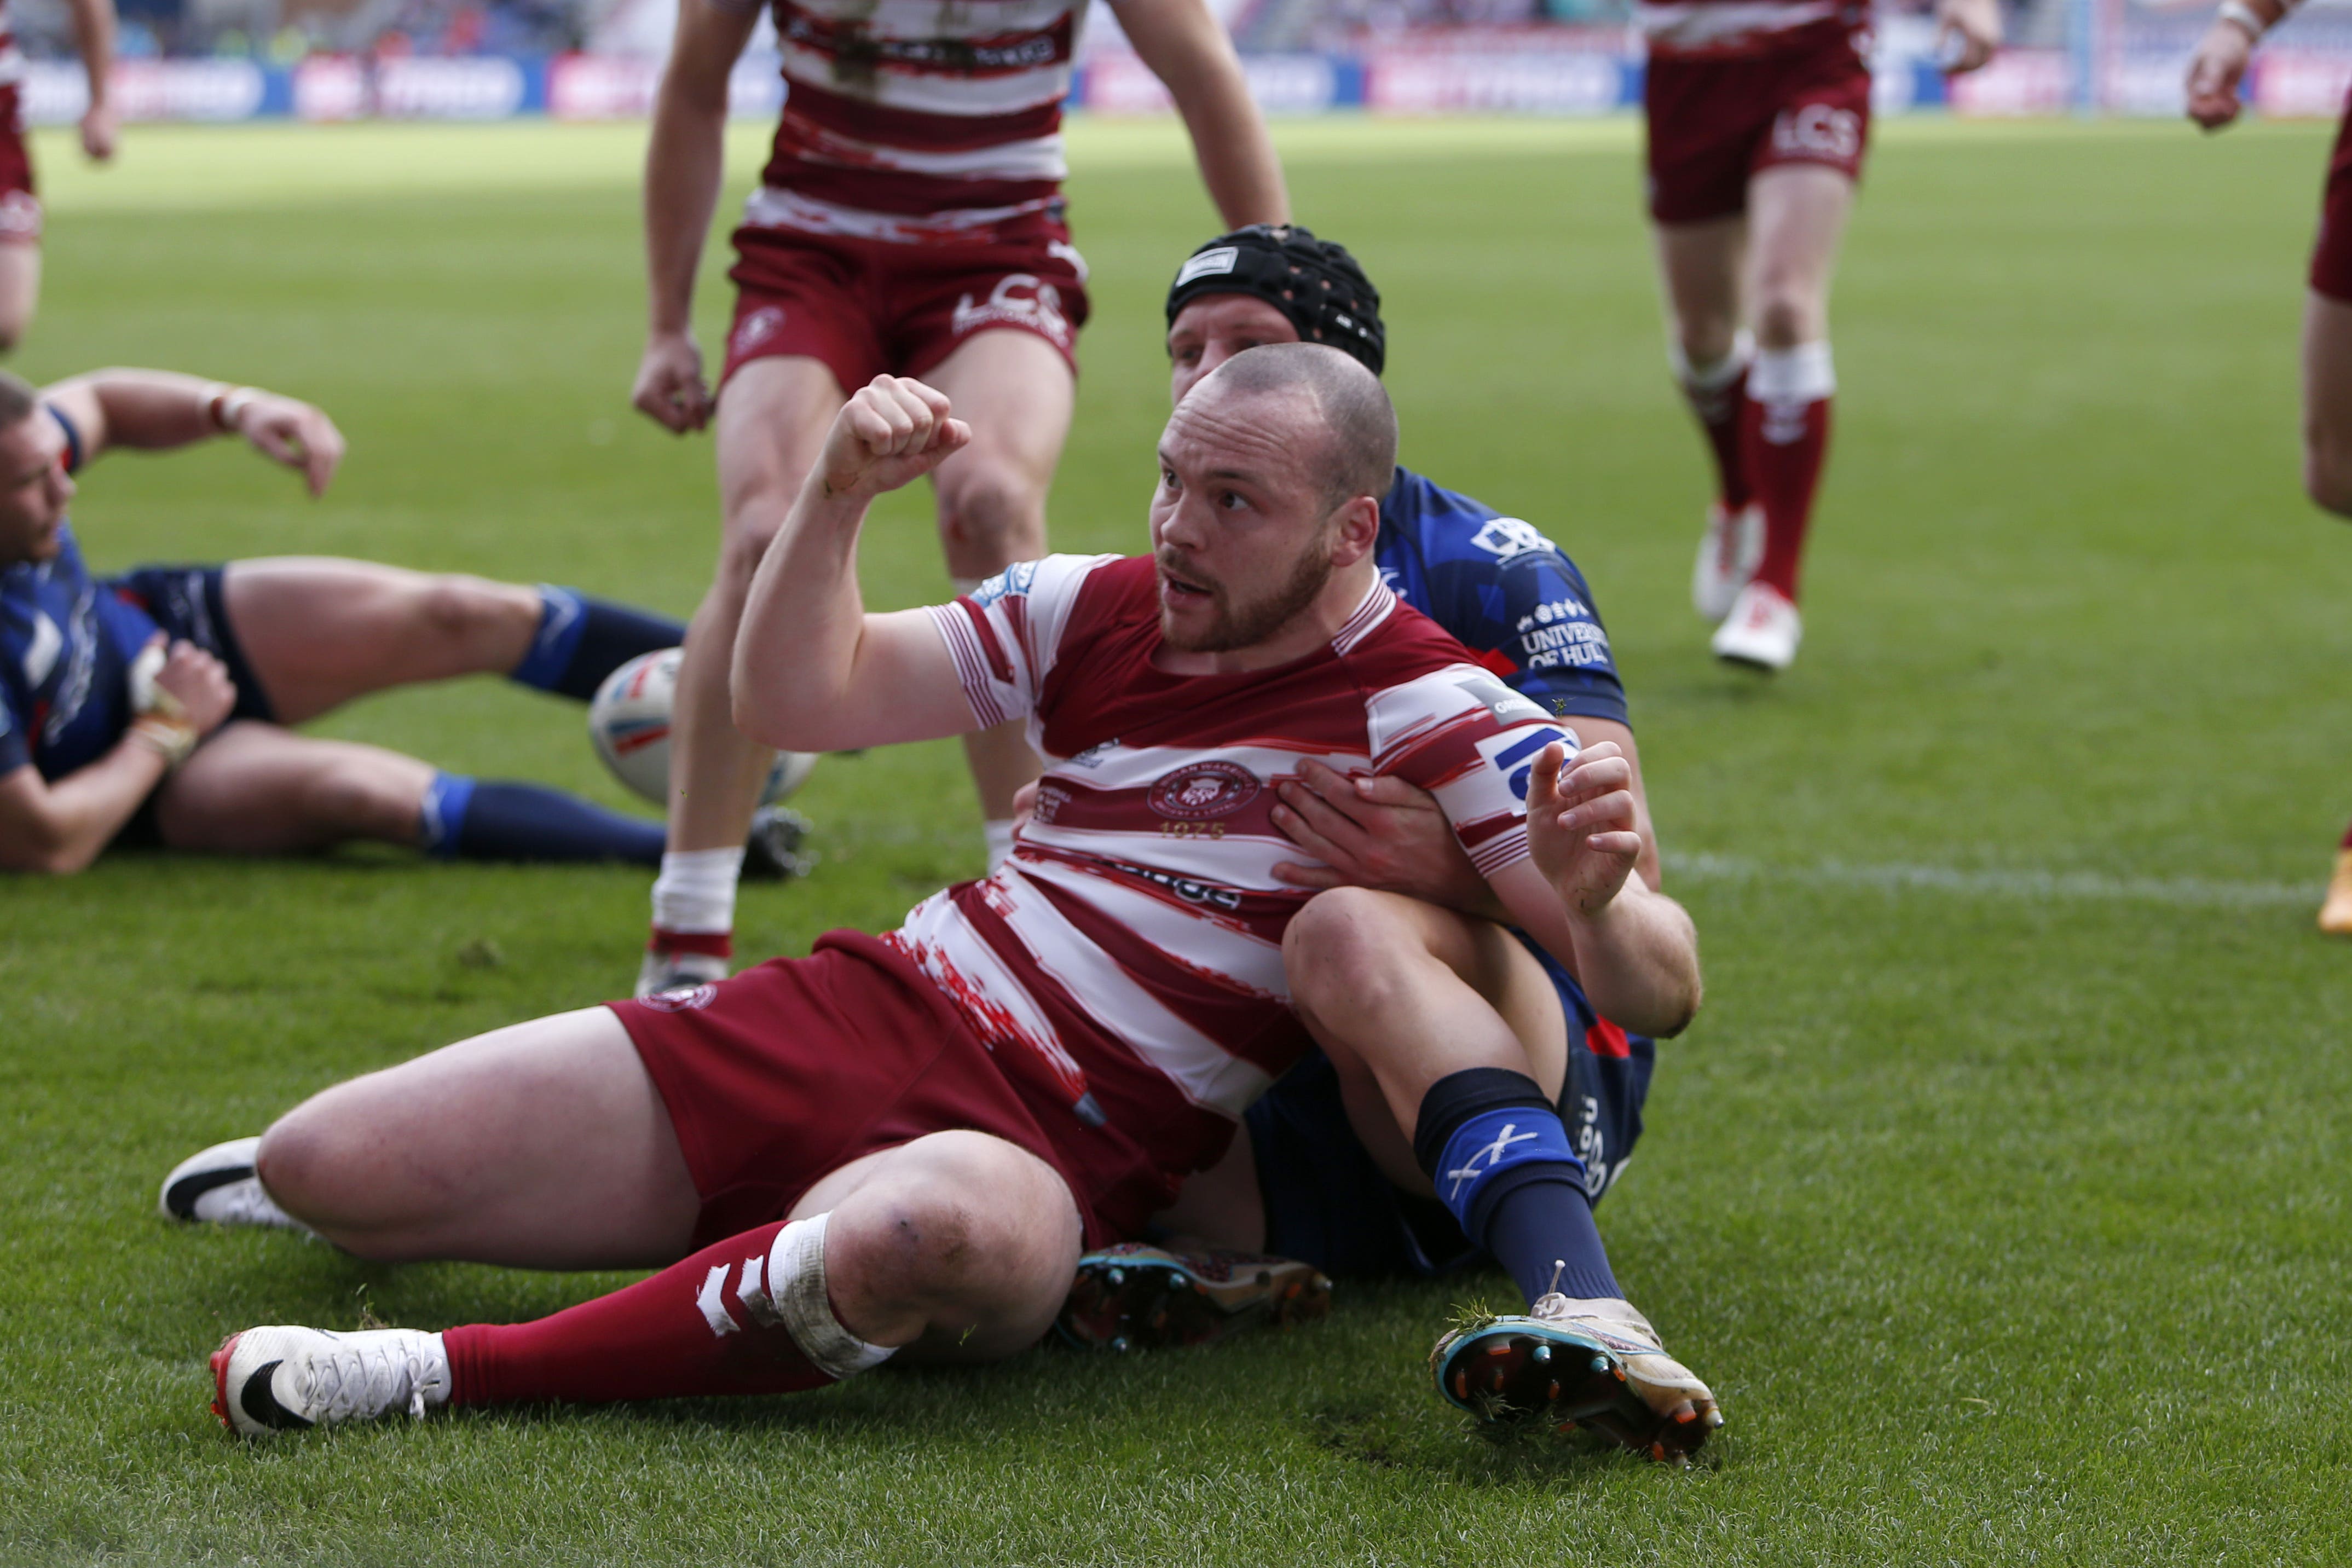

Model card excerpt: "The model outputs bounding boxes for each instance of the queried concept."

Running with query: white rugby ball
[589,647,817,808]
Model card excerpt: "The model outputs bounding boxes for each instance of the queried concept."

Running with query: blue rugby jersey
[0,407,160,782]
[1375,467,1627,729]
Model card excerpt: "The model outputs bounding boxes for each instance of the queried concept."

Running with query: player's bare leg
[0,242,38,352]
[2295,292,2352,929]
[253,1005,702,1268]
[644,355,843,994]
[1656,213,1762,621]
[151,721,665,866]
[1714,163,1853,672]
[222,560,542,723]
[1285,888,1719,1459]
[922,328,1075,861]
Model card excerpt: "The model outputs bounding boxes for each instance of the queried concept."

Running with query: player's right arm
[0,639,233,875]
[2187,0,2293,128]
[66,0,118,161]
[732,378,980,752]
[633,0,760,435]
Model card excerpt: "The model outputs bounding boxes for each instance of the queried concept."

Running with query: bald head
[1195,342,1397,512]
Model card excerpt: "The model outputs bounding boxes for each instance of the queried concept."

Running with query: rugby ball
[589,648,817,808]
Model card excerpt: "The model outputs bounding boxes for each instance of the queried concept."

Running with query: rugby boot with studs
[1691,500,1764,623]
[1430,1292,1721,1463]
[212,1325,452,1437]
[159,1137,310,1234]
[1056,1243,1331,1352]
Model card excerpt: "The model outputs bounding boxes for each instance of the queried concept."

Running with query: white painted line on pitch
[1666,851,2320,910]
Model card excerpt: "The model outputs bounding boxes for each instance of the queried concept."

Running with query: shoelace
[1525,1294,1713,1398]
[298,1336,443,1424]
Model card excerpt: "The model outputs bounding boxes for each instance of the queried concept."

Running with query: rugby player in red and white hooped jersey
[2186,0,2352,930]
[0,0,119,350]
[1654,0,1998,670]
[625,0,1288,999]
[172,348,1716,1459]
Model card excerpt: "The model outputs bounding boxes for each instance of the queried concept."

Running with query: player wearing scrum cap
[625,0,1288,999]
[1051,228,1715,1457]
[1648,0,1998,670]
[2185,5,2352,932]
[0,366,736,875]
[168,346,1717,1462]
[0,0,118,350]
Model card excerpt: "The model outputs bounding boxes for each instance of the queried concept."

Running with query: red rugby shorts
[1644,31,1874,225]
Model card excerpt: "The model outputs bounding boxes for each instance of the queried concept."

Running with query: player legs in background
[1660,212,1761,624]
[2298,276,2352,929]
[922,329,1076,864]
[0,0,117,350]
[645,356,844,996]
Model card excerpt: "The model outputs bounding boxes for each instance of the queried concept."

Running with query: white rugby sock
[651,847,744,939]
[768,1214,896,1380]
[1668,328,1753,397]
[983,818,1016,872]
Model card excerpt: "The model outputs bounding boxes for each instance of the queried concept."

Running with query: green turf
[3,114,2349,1564]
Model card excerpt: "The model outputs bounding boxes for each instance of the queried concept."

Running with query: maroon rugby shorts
[607,929,1155,1252]
[1644,31,1874,225]
[2311,90,2352,304]
[0,85,39,246]
[721,206,1089,391]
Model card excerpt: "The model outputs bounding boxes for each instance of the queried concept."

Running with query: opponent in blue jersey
[0,366,750,876]
[1056,229,1718,1457]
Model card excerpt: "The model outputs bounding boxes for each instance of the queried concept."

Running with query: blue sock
[419,773,666,866]
[508,586,686,703]
[1414,1066,1621,1307]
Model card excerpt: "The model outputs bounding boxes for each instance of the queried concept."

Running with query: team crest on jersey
[1147,760,1260,821]
[638,983,718,1013]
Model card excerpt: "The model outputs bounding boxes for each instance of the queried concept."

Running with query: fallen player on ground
[0,367,732,875]
[164,347,1718,1458]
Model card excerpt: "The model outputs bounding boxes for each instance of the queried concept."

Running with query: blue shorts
[1246,935,1655,1279]
[105,564,275,725]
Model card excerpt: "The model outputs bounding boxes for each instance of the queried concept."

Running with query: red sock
[648,928,731,959]
[443,1220,830,1407]
[1674,343,1753,511]
[1743,343,1836,602]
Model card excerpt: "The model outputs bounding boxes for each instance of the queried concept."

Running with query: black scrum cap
[1165,224,1385,377]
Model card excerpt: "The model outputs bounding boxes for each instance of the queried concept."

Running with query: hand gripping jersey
[1374,467,1627,730]
[716,0,1084,230]
[900,552,1577,1194]
[1635,0,1868,59]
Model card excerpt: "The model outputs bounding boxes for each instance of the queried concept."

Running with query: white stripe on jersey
[741,185,1064,241]
[1015,819,1317,893]
[779,126,1069,183]
[1636,0,1842,50]
[1015,853,1291,998]
[776,44,1073,118]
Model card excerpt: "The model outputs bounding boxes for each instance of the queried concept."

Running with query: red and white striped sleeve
[1365,666,1581,880]
[923,553,1115,729]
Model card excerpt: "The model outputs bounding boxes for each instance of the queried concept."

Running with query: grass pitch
[3,114,2350,1564]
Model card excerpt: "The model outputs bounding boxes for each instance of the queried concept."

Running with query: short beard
[1159,535,1333,653]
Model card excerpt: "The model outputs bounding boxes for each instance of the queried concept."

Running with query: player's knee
[1284,887,1421,1024]
[937,462,1045,580]
[1750,288,1823,350]
[254,1106,357,1226]
[852,1136,1066,1295]
[2305,431,2352,518]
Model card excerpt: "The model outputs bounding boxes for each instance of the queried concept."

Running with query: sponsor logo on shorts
[1771,103,1862,165]
[1146,759,1260,821]
[951,274,1070,348]
[1469,516,1554,562]
[732,305,787,357]
[639,983,718,1012]
[1476,725,1572,803]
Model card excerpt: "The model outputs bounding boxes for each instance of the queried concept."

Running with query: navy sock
[508,586,686,703]
[1413,1066,1621,1307]
[419,774,666,867]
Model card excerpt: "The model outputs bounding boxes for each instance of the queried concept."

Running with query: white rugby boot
[1430,1292,1721,1463]
[211,1325,452,1437]
[1711,580,1802,672]
[159,1137,309,1234]
[635,947,728,1000]
[1691,501,1764,623]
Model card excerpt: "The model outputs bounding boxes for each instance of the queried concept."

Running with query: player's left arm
[40,371,345,496]
[67,0,118,161]
[2186,0,2296,129]
[1108,0,1288,228]
[1933,0,2001,73]
[1488,740,1702,1039]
